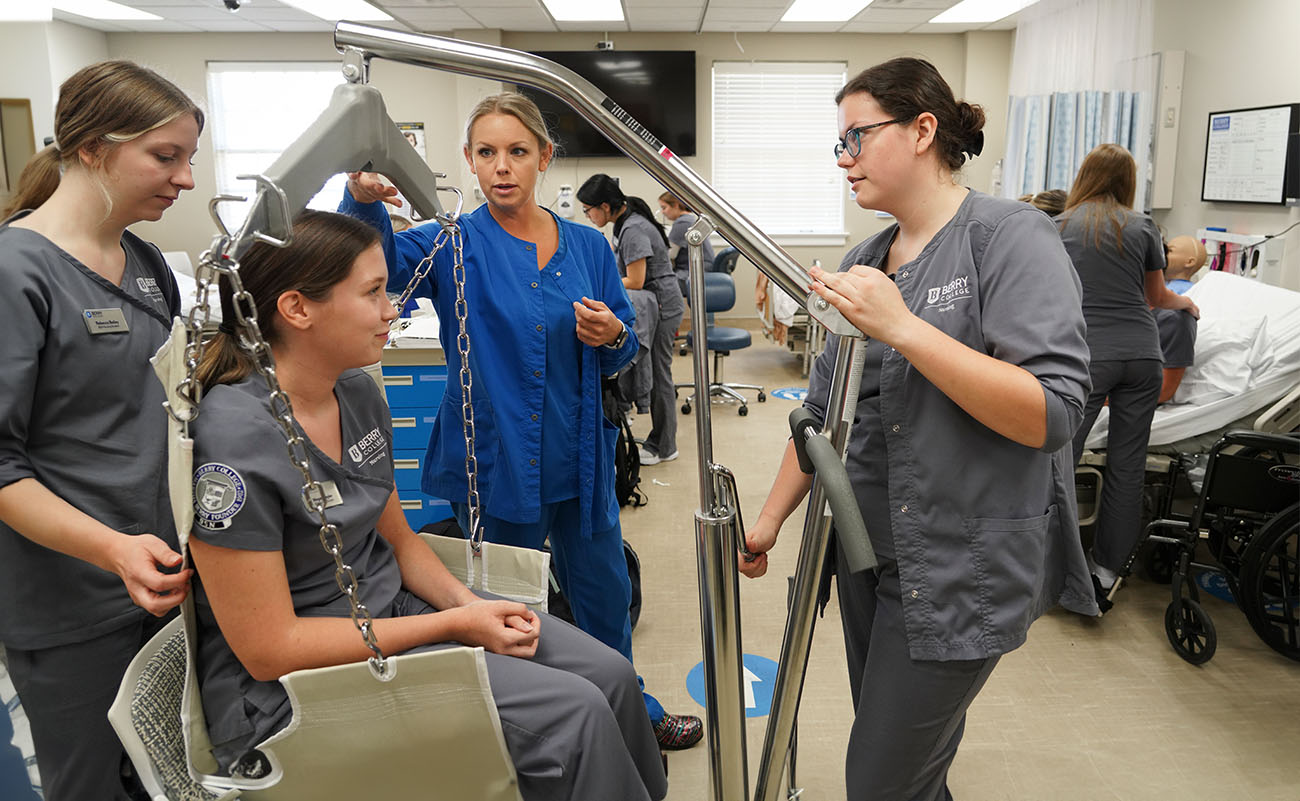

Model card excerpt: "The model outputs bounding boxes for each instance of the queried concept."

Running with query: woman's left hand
[573,297,624,347]
[809,264,915,344]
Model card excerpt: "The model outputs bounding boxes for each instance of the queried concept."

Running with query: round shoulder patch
[193,462,247,530]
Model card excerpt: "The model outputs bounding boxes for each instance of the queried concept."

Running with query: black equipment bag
[602,376,647,508]
[547,541,642,631]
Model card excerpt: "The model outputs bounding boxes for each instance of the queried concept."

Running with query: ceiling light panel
[540,0,624,22]
[781,0,874,22]
[929,0,1039,23]
[54,0,162,20]
[276,0,394,21]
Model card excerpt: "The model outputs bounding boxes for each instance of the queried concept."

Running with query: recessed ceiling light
[52,1,161,21]
[929,0,1042,24]
[0,5,53,22]
[780,0,874,23]
[540,0,625,23]
[276,0,393,22]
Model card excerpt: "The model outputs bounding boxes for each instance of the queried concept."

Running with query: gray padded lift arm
[226,52,456,261]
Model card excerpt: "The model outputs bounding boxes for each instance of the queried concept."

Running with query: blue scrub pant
[453,499,665,724]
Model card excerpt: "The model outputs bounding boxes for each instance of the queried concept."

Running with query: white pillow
[1172,315,1263,404]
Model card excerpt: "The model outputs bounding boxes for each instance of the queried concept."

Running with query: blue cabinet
[381,347,454,530]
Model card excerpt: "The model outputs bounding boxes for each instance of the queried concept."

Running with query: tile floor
[621,334,1300,801]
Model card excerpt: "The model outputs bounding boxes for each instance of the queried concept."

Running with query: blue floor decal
[686,654,780,718]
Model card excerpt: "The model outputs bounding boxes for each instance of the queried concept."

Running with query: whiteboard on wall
[1201,103,1300,205]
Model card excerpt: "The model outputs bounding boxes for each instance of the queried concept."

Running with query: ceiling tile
[855,7,945,22]
[463,8,553,26]
[838,21,921,32]
[699,21,774,32]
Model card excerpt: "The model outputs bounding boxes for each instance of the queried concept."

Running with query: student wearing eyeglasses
[739,57,1097,800]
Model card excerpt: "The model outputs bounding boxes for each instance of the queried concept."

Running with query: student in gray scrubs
[1057,144,1200,609]
[0,61,201,801]
[188,211,666,801]
[658,191,715,295]
[578,175,685,465]
[740,58,1097,801]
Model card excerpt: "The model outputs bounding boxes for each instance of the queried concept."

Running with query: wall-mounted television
[516,50,696,159]
[1201,103,1300,205]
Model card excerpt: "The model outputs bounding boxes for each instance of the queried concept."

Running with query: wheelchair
[1130,430,1299,665]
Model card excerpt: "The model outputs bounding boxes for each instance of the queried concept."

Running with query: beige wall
[1150,0,1300,289]
[102,27,1011,314]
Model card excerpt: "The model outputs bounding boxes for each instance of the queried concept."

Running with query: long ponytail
[1,146,62,219]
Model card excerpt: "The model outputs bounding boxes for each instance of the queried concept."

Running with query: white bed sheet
[1084,271,1300,450]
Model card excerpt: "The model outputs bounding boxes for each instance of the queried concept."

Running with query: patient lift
[112,27,872,801]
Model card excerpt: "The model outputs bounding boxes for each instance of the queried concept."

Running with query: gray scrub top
[616,212,684,320]
[1056,205,1166,362]
[806,190,1097,660]
[0,218,180,650]
[1155,307,1197,369]
[190,369,401,766]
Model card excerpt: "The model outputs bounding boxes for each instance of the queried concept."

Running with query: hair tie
[217,320,237,336]
[967,130,985,158]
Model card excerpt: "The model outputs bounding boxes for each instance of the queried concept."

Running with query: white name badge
[303,480,345,512]
[82,308,130,335]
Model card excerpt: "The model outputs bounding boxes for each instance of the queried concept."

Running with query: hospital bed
[1074,271,1300,664]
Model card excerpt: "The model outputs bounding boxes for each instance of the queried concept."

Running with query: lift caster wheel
[738,406,749,416]
[681,402,692,415]
[758,392,766,402]
[1165,597,1216,665]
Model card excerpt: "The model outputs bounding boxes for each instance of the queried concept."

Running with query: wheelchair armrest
[1213,429,1300,457]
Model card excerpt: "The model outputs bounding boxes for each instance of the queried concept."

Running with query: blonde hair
[1061,143,1137,253]
[464,92,554,153]
[1,60,202,219]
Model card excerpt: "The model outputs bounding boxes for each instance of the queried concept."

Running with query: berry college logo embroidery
[193,462,247,530]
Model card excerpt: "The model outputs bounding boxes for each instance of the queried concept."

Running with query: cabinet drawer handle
[383,375,414,387]
[400,500,423,511]
[394,459,420,471]
[392,417,417,428]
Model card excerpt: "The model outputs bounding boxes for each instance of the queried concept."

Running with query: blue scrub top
[540,260,581,502]
[340,193,638,537]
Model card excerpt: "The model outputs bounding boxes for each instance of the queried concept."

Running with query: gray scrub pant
[234,589,667,801]
[5,614,171,801]
[408,593,667,801]
[642,306,684,459]
[835,546,999,801]
[1070,358,1163,572]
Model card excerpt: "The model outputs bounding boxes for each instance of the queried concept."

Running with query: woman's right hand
[109,533,193,616]
[1177,294,1201,320]
[455,600,540,658]
[346,171,403,208]
[739,516,780,579]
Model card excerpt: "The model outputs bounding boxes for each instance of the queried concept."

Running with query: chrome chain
[447,226,485,552]
[225,260,387,672]
[386,218,481,551]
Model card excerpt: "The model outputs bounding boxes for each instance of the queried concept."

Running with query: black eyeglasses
[834,118,906,159]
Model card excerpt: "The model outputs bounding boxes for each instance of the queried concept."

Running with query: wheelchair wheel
[1238,503,1300,662]
[1164,597,1217,665]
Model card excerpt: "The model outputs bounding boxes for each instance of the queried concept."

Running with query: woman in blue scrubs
[340,92,703,751]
